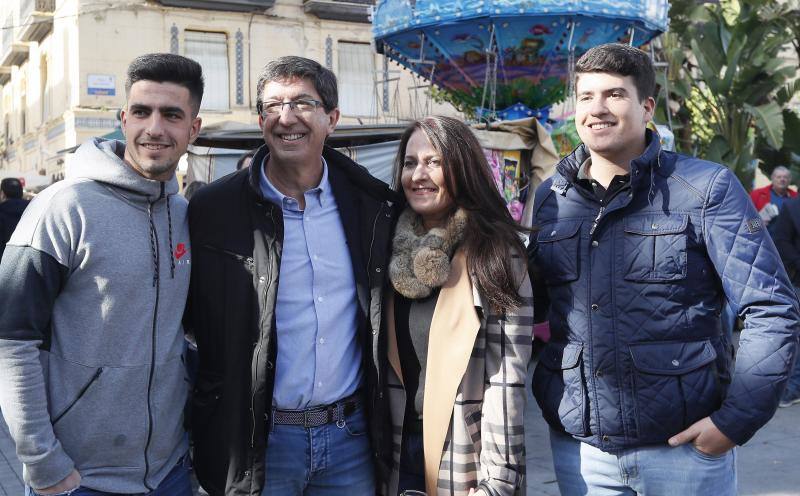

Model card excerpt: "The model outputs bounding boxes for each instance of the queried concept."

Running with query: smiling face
[121,80,201,182]
[575,71,655,167]
[258,77,339,168]
[401,129,454,230]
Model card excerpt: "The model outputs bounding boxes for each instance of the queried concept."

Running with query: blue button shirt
[260,157,362,409]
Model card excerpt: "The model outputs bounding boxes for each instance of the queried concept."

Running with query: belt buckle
[303,410,312,428]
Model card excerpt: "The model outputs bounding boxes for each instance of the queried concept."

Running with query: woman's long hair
[392,116,527,311]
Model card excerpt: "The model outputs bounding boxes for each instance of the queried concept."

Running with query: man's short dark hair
[255,56,338,114]
[125,53,205,116]
[1,178,23,199]
[575,43,656,102]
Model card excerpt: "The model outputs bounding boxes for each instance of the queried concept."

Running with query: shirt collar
[259,155,330,210]
[577,157,592,181]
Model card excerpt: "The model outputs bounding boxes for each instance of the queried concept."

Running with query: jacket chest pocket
[535,220,581,285]
[623,215,688,282]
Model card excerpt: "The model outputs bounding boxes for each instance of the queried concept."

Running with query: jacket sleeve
[772,202,800,274]
[0,244,74,489]
[703,167,800,445]
[478,264,533,496]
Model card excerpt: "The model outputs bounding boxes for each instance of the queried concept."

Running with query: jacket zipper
[589,206,606,236]
[251,206,276,448]
[200,244,255,272]
[52,368,103,425]
[367,202,388,408]
[142,183,165,490]
[365,202,384,278]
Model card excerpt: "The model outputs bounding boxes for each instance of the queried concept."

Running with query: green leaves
[665,0,799,184]
[745,102,785,149]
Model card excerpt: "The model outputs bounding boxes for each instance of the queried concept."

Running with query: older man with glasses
[185,56,400,496]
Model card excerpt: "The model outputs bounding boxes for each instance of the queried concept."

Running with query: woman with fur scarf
[379,116,533,496]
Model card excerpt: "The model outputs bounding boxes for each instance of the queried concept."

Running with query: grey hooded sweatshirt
[0,138,190,493]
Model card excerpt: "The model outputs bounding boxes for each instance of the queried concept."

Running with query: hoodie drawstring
[147,183,176,287]
[147,201,159,287]
[167,195,175,279]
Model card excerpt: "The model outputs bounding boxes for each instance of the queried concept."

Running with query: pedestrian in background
[750,165,796,233]
[771,197,800,407]
[0,177,29,261]
[377,116,532,496]
[0,53,203,496]
[528,43,799,495]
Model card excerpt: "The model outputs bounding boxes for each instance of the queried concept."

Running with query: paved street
[1,364,798,495]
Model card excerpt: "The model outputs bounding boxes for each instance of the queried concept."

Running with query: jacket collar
[247,143,400,204]
[554,128,662,194]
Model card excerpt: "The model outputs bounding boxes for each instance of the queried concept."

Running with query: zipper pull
[589,206,606,236]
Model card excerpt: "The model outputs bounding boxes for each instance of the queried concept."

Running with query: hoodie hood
[70,138,179,200]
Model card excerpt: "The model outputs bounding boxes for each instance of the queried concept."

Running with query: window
[185,31,229,111]
[338,41,375,117]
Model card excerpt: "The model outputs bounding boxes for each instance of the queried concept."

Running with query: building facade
[0,0,457,188]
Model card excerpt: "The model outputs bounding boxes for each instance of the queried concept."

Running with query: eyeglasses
[258,99,324,116]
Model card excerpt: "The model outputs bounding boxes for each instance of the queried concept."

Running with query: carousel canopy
[373,0,669,113]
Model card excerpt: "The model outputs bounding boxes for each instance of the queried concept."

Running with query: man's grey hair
[255,56,338,114]
[772,166,792,178]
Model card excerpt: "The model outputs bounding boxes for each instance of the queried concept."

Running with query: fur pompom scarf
[389,207,467,299]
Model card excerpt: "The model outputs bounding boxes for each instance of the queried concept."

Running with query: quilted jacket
[529,131,800,451]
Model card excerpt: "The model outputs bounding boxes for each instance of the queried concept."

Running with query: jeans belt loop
[303,409,312,428]
[336,400,346,428]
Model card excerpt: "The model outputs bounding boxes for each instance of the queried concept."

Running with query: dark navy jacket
[529,131,800,451]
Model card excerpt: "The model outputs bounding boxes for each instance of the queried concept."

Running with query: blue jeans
[26,455,192,496]
[549,429,737,496]
[263,405,375,495]
[397,428,425,494]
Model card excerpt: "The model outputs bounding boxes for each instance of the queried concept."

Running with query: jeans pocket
[342,408,368,437]
[689,443,729,461]
[27,487,81,496]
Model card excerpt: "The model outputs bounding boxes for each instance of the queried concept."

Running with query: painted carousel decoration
[372,0,669,120]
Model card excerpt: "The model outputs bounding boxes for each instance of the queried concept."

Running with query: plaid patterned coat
[385,249,533,496]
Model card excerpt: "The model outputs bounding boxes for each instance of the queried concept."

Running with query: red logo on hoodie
[174,243,187,260]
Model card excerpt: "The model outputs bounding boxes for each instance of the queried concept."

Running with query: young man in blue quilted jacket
[528,43,800,495]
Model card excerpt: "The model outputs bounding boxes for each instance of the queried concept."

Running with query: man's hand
[468,489,487,496]
[35,469,80,495]
[668,417,736,457]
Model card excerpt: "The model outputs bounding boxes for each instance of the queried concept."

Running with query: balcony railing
[1,17,29,68]
[303,0,374,23]
[19,0,55,43]
[155,0,274,12]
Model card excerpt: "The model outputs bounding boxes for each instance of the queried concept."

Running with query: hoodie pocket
[52,368,103,426]
[47,354,152,471]
[533,342,588,436]
[629,340,720,442]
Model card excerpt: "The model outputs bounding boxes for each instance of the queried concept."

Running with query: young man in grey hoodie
[0,53,203,496]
